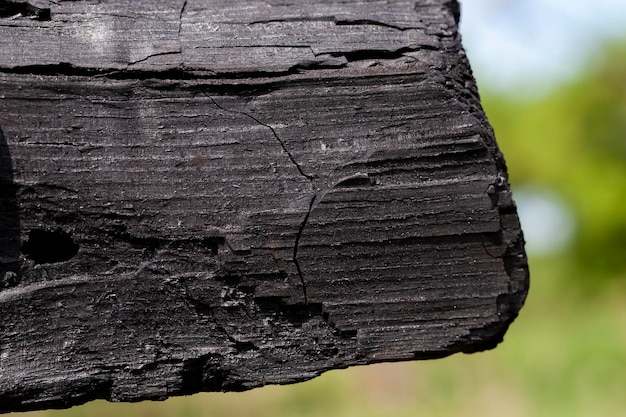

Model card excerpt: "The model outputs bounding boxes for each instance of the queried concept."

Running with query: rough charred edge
[443,78,529,343]
[474,119,529,353]
[497,199,529,320]
[457,189,528,354]
[426,10,529,334]
[435,41,504,173]
[442,61,485,129]
[0,377,114,413]
[458,282,526,354]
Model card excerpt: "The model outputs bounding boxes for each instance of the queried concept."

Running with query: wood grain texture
[0,0,528,412]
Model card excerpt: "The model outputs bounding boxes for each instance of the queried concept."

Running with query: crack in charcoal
[201,90,315,309]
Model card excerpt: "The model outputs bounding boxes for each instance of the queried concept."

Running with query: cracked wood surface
[0,0,528,412]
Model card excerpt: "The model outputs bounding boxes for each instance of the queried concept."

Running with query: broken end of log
[0,0,529,412]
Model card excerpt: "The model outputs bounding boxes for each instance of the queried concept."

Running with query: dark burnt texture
[0,0,528,412]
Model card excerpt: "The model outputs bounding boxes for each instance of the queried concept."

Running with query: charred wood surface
[0,0,528,412]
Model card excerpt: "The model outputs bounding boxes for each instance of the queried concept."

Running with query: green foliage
[482,40,626,291]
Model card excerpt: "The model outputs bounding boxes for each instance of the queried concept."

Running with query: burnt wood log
[0,0,528,412]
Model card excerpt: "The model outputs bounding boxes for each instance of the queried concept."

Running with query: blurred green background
[8,2,626,417]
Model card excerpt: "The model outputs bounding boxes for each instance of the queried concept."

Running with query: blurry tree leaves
[481,39,626,292]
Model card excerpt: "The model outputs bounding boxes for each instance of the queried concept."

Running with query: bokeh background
[9,0,626,416]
